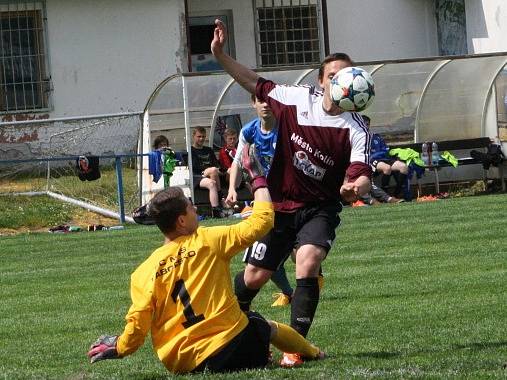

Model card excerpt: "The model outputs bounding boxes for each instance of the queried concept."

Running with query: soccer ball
[330,67,375,112]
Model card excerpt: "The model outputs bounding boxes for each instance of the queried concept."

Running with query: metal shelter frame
[142,52,507,202]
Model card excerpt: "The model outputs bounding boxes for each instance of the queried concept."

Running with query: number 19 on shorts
[243,241,267,262]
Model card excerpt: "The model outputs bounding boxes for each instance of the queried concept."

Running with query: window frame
[253,0,325,68]
[0,1,51,114]
[188,10,236,72]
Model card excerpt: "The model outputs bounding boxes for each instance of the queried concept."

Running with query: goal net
[0,114,142,222]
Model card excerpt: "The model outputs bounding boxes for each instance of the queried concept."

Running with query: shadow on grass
[321,289,439,303]
[353,351,401,359]
[453,341,507,351]
[125,374,172,380]
[349,340,507,361]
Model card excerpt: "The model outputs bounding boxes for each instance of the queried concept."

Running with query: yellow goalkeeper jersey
[116,201,274,373]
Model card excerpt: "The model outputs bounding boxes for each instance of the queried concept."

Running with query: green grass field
[1,194,506,379]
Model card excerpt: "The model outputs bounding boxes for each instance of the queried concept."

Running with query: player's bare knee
[295,245,325,278]
[392,161,408,174]
[208,167,219,177]
[199,178,215,190]
[244,266,272,288]
[296,262,321,278]
[399,165,409,174]
[244,274,270,289]
[207,179,217,190]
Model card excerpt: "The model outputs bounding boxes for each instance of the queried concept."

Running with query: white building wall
[46,0,186,117]
[190,0,440,67]
[188,0,257,68]
[326,0,438,61]
[466,0,507,54]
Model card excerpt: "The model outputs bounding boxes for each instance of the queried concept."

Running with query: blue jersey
[234,118,278,174]
[370,133,389,161]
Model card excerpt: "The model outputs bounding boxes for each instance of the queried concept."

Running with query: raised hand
[211,19,227,57]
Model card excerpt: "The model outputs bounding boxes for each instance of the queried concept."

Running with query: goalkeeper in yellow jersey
[87,144,325,374]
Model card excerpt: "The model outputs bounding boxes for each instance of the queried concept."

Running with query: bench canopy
[142,53,507,201]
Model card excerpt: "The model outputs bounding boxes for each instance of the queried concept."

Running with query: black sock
[290,277,319,337]
[212,207,223,218]
[395,173,407,196]
[381,174,391,190]
[234,270,260,312]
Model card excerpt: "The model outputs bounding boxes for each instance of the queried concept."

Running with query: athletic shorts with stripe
[242,202,342,271]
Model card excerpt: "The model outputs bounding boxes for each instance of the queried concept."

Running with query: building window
[0,2,50,113]
[435,0,467,56]
[188,12,235,72]
[254,0,321,67]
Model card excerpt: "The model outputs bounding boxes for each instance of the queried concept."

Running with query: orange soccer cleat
[351,199,366,207]
[279,350,326,368]
[280,352,304,368]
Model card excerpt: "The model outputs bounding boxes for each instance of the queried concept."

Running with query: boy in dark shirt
[191,127,225,218]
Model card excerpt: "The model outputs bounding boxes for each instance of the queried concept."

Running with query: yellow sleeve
[116,266,154,357]
[204,201,274,259]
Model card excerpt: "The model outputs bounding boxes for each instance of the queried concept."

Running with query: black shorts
[193,311,271,373]
[193,174,204,189]
[242,202,342,271]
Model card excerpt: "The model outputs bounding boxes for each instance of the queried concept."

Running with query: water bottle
[431,142,439,166]
[421,142,429,166]
[106,225,125,231]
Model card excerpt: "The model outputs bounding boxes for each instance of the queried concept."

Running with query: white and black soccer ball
[330,67,375,112]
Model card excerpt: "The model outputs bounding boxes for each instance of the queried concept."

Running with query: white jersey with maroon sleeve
[256,78,372,210]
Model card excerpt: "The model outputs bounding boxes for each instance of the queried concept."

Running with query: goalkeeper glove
[241,143,267,193]
[87,335,120,363]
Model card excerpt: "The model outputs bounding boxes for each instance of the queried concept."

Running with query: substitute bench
[178,151,253,211]
[390,137,505,195]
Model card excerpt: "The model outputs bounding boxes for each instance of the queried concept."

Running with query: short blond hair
[223,128,237,137]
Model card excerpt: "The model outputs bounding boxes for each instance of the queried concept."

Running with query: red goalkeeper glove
[242,143,267,193]
[87,335,120,363]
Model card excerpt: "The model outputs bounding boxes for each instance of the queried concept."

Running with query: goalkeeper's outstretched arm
[251,185,270,203]
[208,143,273,258]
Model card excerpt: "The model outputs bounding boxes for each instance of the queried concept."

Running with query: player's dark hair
[148,187,189,234]
[361,115,371,125]
[153,135,169,150]
[193,126,206,136]
[318,53,354,81]
[250,93,256,102]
